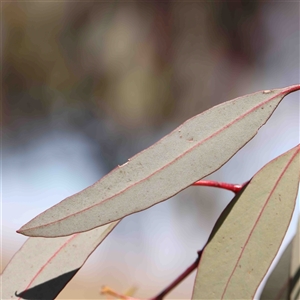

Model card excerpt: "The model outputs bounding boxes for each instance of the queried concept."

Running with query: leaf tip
[16,226,28,236]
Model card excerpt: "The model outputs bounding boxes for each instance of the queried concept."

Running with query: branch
[149,250,202,300]
[101,251,202,300]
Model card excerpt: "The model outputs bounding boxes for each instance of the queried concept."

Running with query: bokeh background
[1,2,299,299]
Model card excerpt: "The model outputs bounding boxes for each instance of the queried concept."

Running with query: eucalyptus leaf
[18,85,300,238]
[1,222,118,299]
[192,145,300,299]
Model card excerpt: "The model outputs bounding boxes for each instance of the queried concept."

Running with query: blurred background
[1,1,299,299]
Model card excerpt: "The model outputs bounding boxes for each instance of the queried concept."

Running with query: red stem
[192,180,247,194]
[149,250,202,300]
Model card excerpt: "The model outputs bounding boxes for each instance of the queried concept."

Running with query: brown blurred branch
[101,250,202,300]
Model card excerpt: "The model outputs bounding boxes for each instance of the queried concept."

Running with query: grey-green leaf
[18,85,300,237]
[1,222,118,299]
[192,145,300,299]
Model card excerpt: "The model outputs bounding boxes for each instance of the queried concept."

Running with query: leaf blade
[18,85,300,237]
[192,145,300,299]
[1,222,118,299]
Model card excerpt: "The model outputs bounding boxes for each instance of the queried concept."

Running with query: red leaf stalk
[192,180,248,194]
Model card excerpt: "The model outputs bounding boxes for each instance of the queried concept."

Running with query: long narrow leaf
[1,222,118,300]
[192,145,300,299]
[18,85,300,237]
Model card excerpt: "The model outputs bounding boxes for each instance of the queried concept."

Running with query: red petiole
[192,180,248,194]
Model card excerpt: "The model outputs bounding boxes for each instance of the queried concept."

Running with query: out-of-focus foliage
[3,2,264,165]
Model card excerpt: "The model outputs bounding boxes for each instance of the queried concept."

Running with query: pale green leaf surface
[1,222,118,299]
[18,85,300,237]
[192,145,300,300]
